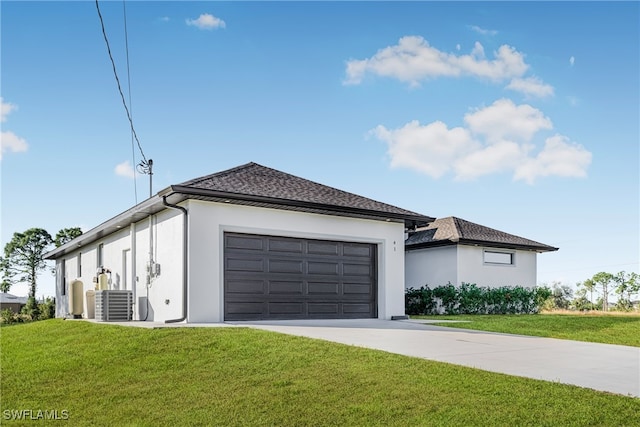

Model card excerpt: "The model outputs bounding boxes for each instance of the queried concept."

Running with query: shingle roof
[45,162,434,261]
[0,293,28,304]
[174,162,433,224]
[405,216,558,252]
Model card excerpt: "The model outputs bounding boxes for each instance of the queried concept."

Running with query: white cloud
[456,44,461,51]
[464,98,553,142]
[569,56,575,66]
[454,140,526,180]
[1,97,16,122]
[160,16,170,22]
[0,131,28,160]
[470,25,498,36]
[371,99,591,183]
[0,98,28,161]
[344,36,529,86]
[506,76,555,98]
[115,160,136,179]
[514,135,592,184]
[371,121,476,178]
[186,13,225,30]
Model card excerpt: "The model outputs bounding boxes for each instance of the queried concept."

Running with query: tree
[54,227,82,247]
[591,272,615,311]
[613,271,639,311]
[549,282,573,310]
[0,228,53,298]
[577,279,597,309]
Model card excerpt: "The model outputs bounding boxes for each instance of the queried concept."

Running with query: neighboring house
[405,217,558,289]
[0,293,28,313]
[44,162,433,323]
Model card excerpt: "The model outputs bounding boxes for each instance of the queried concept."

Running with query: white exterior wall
[187,200,406,323]
[404,244,538,289]
[55,210,184,321]
[457,245,537,287]
[404,246,458,288]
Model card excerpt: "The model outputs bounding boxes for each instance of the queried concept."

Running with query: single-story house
[44,162,558,323]
[405,216,558,289]
[0,292,29,313]
[44,162,433,323]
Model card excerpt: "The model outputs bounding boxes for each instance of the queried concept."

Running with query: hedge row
[406,283,552,315]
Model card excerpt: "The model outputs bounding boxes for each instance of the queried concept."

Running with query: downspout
[162,195,188,323]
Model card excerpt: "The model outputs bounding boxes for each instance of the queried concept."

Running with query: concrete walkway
[231,318,640,398]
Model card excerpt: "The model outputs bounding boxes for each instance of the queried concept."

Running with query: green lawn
[1,320,638,426]
[413,313,640,347]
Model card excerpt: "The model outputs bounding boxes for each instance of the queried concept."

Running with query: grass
[413,313,640,347]
[1,320,638,426]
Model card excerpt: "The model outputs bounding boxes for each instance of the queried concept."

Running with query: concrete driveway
[231,318,640,398]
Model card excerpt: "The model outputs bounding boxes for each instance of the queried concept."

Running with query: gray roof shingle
[175,162,432,223]
[405,216,558,252]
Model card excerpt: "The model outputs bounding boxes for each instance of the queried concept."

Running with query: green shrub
[405,284,550,315]
[38,297,56,320]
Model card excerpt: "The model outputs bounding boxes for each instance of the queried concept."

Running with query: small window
[484,250,514,265]
[97,244,104,268]
[60,260,66,296]
[77,252,82,277]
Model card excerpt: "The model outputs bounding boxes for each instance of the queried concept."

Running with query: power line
[95,0,149,172]
[121,0,138,204]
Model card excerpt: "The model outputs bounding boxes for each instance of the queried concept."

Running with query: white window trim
[483,249,516,267]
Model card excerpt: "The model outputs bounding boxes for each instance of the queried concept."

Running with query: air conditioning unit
[95,290,133,321]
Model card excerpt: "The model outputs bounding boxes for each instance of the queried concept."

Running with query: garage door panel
[268,302,304,315]
[343,303,374,314]
[344,283,373,295]
[226,302,264,315]
[225,233,377,320]
[308,261,339,275]
[343,244,373,258]
[227,257,264,272]
[269,281,304,294]
[226,235,264,251]
[343,263,372,276]
[308,303,339,315]
[308,242,340,255]
[268,259,303,274]
[268,239,303,253]
[308,282,339,295]
[226,280,265,294]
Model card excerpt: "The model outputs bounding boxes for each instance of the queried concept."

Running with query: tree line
[545,271,639,312]
[0,227,82,323]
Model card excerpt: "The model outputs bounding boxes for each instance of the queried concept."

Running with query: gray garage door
[224,232,377,320]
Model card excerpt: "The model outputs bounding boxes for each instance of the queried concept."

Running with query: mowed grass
[1,320,638,426]
[414,313,640,347]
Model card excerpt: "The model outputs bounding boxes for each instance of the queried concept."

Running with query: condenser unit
[95,290,133,321]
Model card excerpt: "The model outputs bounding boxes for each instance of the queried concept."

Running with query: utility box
[86,290,96,319]
[95,290,133,322]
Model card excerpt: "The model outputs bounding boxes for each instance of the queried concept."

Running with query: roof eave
[44,195,167,260]
[405,238,558,252]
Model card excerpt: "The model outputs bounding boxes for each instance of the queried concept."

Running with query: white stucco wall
[404,246,458,288]
[186,200,407,323]
[457,245,537,287]
[56,200,406,322]
[55,209,185,321]
[404,244,538,289]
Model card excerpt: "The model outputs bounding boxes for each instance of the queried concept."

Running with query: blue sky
[2,1,638,298]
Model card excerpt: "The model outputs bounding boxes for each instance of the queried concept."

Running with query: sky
[1,1,638,299]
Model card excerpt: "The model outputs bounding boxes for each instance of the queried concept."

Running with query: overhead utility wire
[121,0,138,203]
[95,0,150,174]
